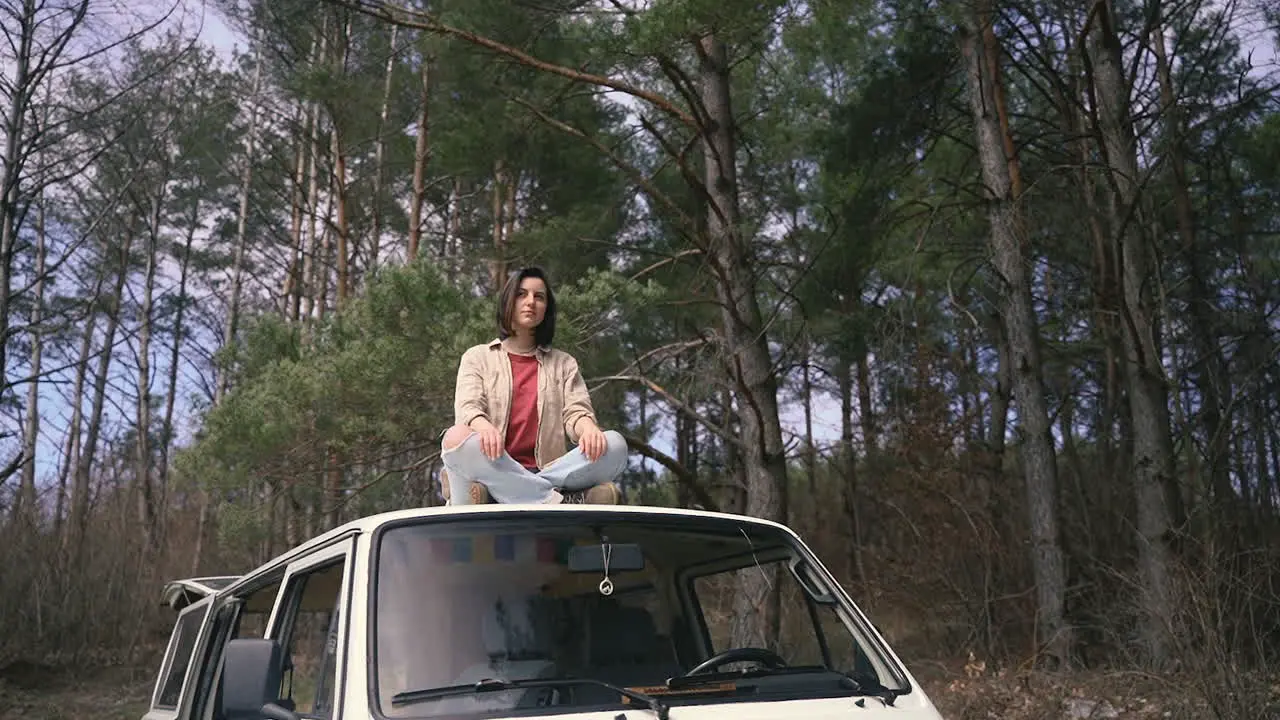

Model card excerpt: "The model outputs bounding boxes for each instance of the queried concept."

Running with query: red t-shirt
[504,353,540,470]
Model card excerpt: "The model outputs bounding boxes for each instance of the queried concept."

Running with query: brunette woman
[440,267,626,504]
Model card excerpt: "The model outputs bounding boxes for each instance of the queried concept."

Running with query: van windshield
[372,513,906,718]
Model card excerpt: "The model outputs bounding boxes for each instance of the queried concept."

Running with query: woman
[440,266,628,505]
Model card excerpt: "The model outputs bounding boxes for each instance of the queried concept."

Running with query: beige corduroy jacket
[453,338,597,469]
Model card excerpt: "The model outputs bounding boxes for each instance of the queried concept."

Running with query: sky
[192,1,241,55]
[190,0,1277,77]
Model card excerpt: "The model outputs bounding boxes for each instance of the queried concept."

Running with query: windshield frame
[364,509,913,719]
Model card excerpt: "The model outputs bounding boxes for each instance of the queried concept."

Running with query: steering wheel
[682,647,789,676]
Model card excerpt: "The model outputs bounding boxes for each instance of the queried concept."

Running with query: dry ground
[916,657,1280,720]
[0,660,154,720]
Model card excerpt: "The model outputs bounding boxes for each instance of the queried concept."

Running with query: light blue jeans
[442,430,628,505]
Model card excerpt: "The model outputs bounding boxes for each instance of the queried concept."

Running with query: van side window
[275,561,346,718]
[234,579,282,639]
[153,602,210,710]
[187,602,239,720]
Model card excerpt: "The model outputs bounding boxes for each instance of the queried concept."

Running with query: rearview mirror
[568,543,645,573]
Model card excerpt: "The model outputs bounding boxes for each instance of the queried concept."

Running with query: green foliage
[177,259,483,494]
[176,259,669,502]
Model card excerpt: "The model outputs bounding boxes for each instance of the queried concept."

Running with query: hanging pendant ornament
[599,543,614,596]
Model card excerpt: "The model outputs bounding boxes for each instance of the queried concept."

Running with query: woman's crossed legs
[439,425,628,505]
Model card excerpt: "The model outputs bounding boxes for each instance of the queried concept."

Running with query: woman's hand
[578,422,608,462]
[469,419,504,460]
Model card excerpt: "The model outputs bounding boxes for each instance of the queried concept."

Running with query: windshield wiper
[666,664,828,689]
[391,676,669,719]
[668,666,907,707]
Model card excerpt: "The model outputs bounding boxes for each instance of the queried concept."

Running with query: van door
[266,539,355,719]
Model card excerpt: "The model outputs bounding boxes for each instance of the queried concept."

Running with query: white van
[144,504,945,720]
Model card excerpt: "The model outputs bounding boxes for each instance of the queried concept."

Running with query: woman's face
[510,276,548,335]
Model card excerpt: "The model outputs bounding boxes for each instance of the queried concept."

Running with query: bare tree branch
[322,0,698,128]
[593,373,742,451]
[619,431,719,512]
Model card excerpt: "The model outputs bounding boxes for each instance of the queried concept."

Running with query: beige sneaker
[465,480,558,504]
[441,470,492,505]
[562,483,620,505]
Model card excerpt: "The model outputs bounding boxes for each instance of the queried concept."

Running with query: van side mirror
[222,638,298,720]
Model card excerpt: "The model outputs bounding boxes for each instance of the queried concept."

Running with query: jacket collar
[488,337,550,355]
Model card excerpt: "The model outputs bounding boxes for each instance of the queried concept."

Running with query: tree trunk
[315,191,334,324]
[1068,35,1122,488]
[674,404,693,508]
[1264,408,1278,518]
[331,17,352,308]
[335,12,355,302]
[443,178,463,280]
[957,317,975,445]
[2,1,90,426]
[489,160,508,291]
[285,486,301,547]
[1253,397,1267,520]
[158,193,200,544]
[136,177,167,549]
[301,23,329,326]
[988,316,1011,457]
[1152,18,1230,512]
[285,105,309,322]
[638,387,651,497]
[696,31,787,652]
[68,225,136,554]
[326,449,343,529]
[721,388,745,515]
[262,478,277,563]
[370,24,398,273]
[218,39,263,403]
[1085,0,1179,667]
[0,0,36,397]
[962,14,1071,667]
[856,347,875,454]
[837,352,867,588]
[980,0,1022,203]
[505,170,518,242]
[408,54,431,261]
[56,296,99,540]
[802,334,817,495]
[190,490,209,575]
[13,187,46,526]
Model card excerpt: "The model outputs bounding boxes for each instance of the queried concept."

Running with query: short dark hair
[497,266,556,346]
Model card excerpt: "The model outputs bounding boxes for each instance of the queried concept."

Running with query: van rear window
[155,606,207,709]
